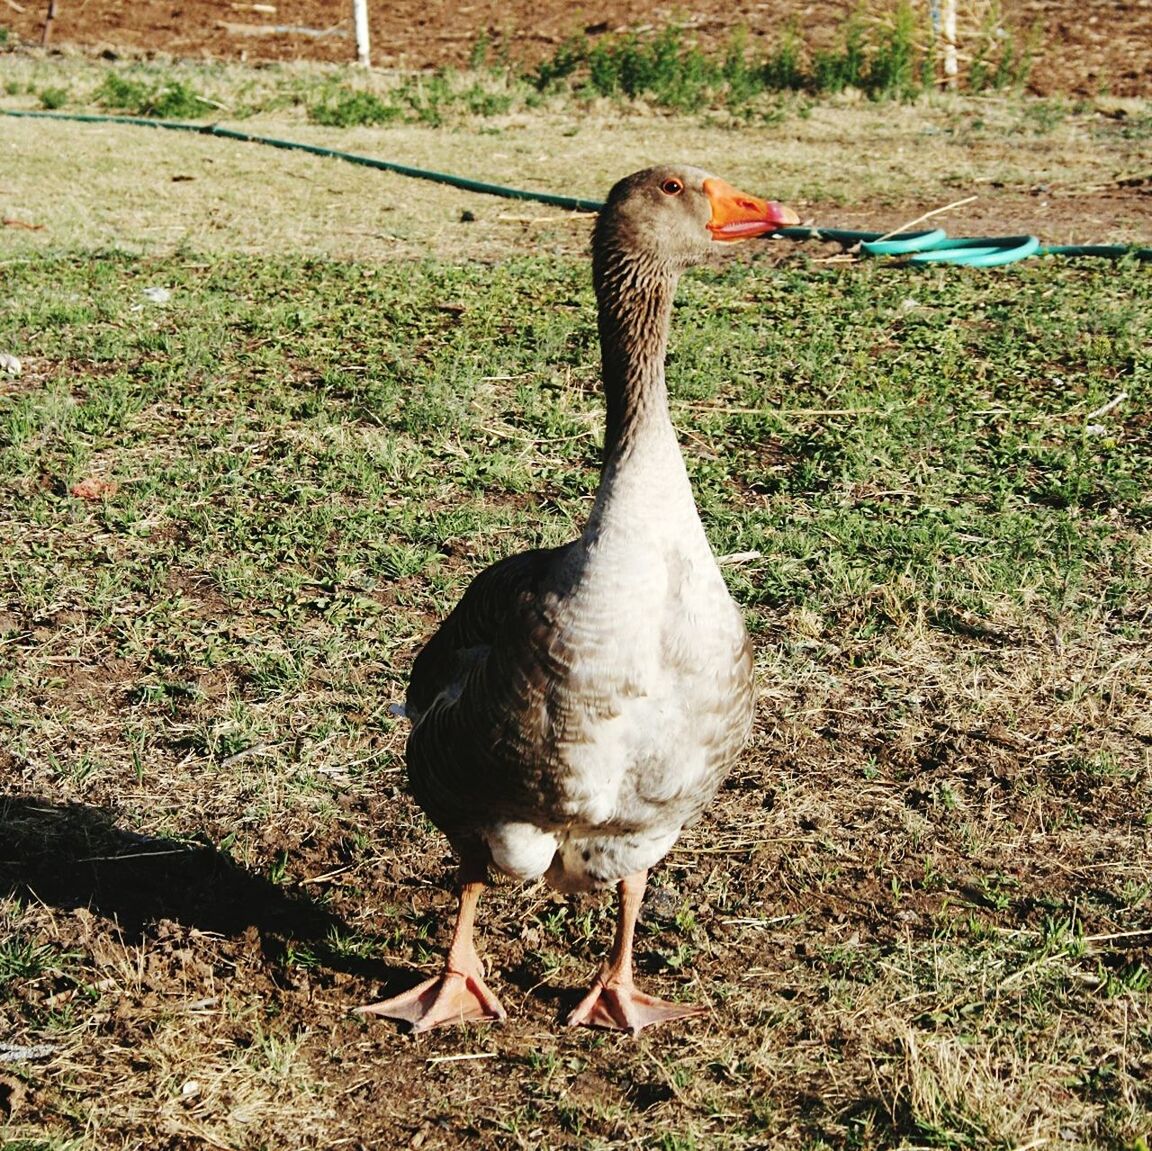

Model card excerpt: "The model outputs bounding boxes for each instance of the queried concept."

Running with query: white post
[942,0,958,89]
[353,0,371,67]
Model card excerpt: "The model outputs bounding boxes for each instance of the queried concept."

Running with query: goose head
[594,164,800,274]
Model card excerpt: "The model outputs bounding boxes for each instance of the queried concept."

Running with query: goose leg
[355,872,507,1033]
[566,869,705,1034]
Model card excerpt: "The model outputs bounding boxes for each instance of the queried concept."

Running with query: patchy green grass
[0,236,1149,1149]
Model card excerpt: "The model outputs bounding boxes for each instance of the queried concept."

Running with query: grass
[0,42,1150,1151]
[3,68,1149,271]
[1,238,1149,1149]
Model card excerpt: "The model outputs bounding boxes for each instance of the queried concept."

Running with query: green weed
[308,73,513,128]
[0,934,63,983]
[38,85,68,110]
[94,71,217,118]
[308,88,401,127]
[530,4,1031,107]
[968,1,1037,91]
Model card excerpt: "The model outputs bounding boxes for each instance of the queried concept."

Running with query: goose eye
[660,178,684,195]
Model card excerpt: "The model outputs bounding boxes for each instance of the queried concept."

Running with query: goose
[358,165,799,1034]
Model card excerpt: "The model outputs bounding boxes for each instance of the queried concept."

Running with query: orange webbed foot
[565,977,705,1034]
[356,969,507,1034]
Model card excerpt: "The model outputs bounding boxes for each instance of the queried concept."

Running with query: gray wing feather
[404,544,576,849]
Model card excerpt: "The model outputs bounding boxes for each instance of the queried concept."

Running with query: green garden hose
[2,109,605,211]
[776,226,1150,264]
[5,109,1150,265]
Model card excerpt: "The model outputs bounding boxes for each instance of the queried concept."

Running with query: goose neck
[595,252,680,466]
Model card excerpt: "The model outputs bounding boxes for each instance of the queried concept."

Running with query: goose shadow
[0,793,410,990]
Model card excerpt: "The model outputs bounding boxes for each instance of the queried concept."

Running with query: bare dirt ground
[5,0,1152,97]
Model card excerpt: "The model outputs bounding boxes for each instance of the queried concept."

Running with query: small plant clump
[308,73,514,128]
[308,87,403,127]
[38,85,69,109]
[95,71,218,118]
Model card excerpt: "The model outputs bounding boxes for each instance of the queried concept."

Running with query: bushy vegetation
[308,74,513,128]
[94,71,220,118]
[529,1,1032,107]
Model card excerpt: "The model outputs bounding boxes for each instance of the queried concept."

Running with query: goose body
[408,429,751,892]
[360,166,798,1033]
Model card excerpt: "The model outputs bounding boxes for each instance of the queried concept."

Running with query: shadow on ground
[0,793,338,938]
[0,793,417,995]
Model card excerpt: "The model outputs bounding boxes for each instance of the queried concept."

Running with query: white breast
[481,526,750,892]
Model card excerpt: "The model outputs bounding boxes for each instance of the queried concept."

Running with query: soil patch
[5,0,1152,97]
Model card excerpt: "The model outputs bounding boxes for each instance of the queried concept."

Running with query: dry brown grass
[3,59,1150,265]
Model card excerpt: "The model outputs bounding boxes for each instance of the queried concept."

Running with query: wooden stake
[42,0,57,46]
[352,0,370,66]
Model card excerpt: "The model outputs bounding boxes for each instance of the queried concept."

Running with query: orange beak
[703,176,800,241]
